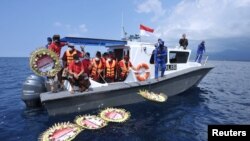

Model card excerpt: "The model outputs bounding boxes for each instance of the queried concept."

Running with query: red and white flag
[140,24,154,36]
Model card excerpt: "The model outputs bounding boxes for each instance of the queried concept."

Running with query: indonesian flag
[140,24,154,36]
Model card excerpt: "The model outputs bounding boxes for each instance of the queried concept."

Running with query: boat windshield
[169,51,189,63]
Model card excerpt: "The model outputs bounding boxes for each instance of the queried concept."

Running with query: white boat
[22,37,214,116]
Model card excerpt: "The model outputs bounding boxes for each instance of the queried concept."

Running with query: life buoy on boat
[135,63,150,81]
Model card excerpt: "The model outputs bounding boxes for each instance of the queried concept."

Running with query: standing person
[154,39,167,79]
[48,34,68,89]
[195,41,206,63]
[68,54,90,94]
[118,55,136,81]
[90,51,104,82]
[105,54,116,83]
[82,52,91,77]
[179,33,188,50]
[102,52,109,61]
[62,44,84,67]
[48,34,67,57]
[46,37,52,48]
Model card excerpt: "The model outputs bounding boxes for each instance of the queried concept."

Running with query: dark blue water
[0,58,250,141]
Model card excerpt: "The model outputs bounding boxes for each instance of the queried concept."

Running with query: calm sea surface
[0,58,250,141]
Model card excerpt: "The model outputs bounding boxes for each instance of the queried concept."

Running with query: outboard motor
[22,74,47,107]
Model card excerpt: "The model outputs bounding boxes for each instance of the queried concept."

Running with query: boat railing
[203,55,209,66]
[194,54,209,66]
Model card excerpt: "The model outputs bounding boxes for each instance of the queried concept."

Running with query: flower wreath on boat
[29,48,61,77]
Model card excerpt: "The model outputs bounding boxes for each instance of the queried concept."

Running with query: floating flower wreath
[138,89,168,102]
[99,107,130,123]
[39,122,82,141]
[30,48,61,77]
[75,115,108,130]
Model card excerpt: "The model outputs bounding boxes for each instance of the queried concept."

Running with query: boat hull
[41,65,213,116]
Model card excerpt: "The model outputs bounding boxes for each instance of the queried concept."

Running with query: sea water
[0,58,250,141]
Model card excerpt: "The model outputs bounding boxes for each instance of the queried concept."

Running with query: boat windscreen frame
[60,37,127,46]
[168,51,190,64]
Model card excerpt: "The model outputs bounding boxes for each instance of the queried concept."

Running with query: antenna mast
[121,12,127,40]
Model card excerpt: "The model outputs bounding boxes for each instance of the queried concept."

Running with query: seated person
[61,44,85,81]
[68,54,90,93]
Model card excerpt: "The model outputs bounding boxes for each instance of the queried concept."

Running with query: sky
[0,0,250,60]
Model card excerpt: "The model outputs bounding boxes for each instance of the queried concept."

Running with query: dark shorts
[68,74,91,91]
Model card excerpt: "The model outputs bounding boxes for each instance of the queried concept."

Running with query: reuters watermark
[208,125,250,141]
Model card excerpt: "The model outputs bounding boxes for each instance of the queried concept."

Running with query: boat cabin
[61,37,193,83]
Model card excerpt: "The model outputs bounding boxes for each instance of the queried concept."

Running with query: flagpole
[121,12,124,39]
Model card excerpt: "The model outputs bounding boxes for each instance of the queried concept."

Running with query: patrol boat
[22,37,214,116]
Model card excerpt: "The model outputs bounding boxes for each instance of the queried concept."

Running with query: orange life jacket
[66,50,77,65]
[106,60,116,78]
[119,60,131,78]
[91,59,103,78]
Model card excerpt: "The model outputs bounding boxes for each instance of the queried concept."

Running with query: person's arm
[48,43,54,51]
[156,49,167,57]
[68,63,74,75]
[197,45,201,53]
[88,61,93,70]
[98,68,103,74]
[62,52,67,61]
[119,61,125,72]
[76,50,84,58]
[179,39,182,46]
[62,53,67,67]
[68,63,79,77]
[80,46,85,54]
[77,63,85,77]
[186,39,188,47]
[153,50,157,61]
[129,61,137,70]
[60,42,68,47]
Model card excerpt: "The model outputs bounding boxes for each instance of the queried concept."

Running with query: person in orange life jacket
[102,52,109,61]
[101,52,108,79]
[46,37,52,49]
[105,54,117,83]
[109,51,119,80]
[98,52,106,69]
[61,44,85,82]
[68,54,90,93]
[118,55,136,81]
[82,52,91,77]
[108,51,116,60]
[90,51,104,82]
[62,44,85,67]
